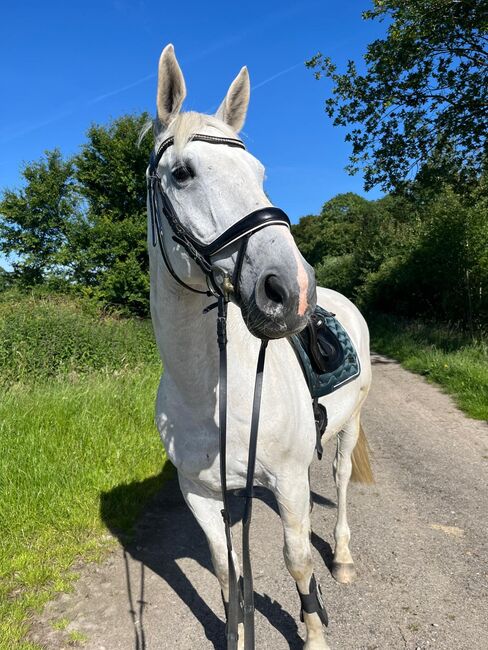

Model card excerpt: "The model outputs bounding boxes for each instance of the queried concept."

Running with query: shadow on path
[100,463,332,649]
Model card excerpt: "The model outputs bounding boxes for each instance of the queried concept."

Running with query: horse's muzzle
[242,265,317,340]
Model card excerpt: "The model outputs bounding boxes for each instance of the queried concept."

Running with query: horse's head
[149,44,316,339]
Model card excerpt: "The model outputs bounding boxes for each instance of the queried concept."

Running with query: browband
[152,133,246,170]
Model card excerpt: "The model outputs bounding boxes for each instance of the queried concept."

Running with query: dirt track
[31,354,488,650]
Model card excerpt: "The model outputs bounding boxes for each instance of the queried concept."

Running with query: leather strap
[217,296,270,649]
[197,208,290,257]
[222,585,244,624]
[152,133,246,169]
[241,339,268,649]
[313,398,327,461]
[150,176,213,296]
[217,297,241,649]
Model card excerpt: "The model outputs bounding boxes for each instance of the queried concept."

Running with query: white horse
[148,44,372,650]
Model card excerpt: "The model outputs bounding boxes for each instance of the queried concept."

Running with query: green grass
[370,315,488,420]
[51,619,69,631]
[0,293,167,649]
[67,630,88,645]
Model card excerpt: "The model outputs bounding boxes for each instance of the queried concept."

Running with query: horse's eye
[172,165,194,184]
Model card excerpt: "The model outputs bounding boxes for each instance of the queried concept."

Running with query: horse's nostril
[264,275,286,304]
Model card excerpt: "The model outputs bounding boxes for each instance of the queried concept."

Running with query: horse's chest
[156,371,316,488]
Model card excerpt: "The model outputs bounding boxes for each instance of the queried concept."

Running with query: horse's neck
[153,283,218,391]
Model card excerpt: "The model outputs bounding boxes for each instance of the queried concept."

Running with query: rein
[148,133,289,649]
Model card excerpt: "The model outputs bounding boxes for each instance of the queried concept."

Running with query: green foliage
[0,150,78,285]
[291,214,327,267]
[293,182,488,328]
[315,254,356,295]
[72,114,153,315]
[0,114,154,315]
[0,291,158,386]
[308,0,488,191]
[293,192,376,268]
[0,265,11,291]
[357,186,488,324]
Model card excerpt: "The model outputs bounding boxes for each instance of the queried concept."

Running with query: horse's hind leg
[178,475,245,650]
[332,411,372,584]
[275,474,330,650]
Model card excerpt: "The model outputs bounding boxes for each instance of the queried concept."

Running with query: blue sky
[1,1,385,268]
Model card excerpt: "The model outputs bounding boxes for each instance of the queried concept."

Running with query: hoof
[331,561,356,584]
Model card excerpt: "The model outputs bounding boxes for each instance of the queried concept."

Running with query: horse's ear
[215,66,250,133]
[156,44,187,129]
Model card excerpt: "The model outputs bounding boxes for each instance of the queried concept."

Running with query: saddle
[289,305,361,458]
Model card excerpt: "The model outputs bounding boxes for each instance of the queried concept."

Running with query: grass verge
[0,293,166,649]
[370,314,488,421]
[0,366,166,649]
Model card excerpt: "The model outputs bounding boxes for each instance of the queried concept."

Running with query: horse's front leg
[274,474,330,650]
[179,474,245,650]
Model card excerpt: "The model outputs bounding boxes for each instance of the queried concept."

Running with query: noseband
[148,132,291,300]
[147,134,327,649]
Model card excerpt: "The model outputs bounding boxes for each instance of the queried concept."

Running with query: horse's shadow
[100,462,334,650]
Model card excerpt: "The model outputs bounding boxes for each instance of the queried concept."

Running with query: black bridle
[148,133,327,649]
[148,133,291,301]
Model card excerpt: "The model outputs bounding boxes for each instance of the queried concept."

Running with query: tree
[292,193,376,266]
[0,150,78,286]
[0,114,154,314]
[291,214,328,267]
[71,114,153,314]
[293,193,386,297]
[307,0,488,191]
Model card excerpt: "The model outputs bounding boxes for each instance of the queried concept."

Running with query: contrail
[0,107,77,144]
[87,72,156,106]
[251,62,304,91]
[204,61,305,114]
[1,0,315,144]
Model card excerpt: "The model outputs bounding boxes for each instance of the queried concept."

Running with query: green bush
[294,183,488,329]
[315,254,357,297]
[0,291,158,386]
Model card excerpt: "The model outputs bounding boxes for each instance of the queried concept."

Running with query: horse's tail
[351,422,374,484]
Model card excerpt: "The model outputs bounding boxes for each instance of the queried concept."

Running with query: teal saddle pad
[289,305,361,398]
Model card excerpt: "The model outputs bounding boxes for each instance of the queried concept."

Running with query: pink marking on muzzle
[283,230,309,316]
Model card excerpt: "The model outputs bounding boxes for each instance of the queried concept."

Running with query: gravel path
[31,354,488,650]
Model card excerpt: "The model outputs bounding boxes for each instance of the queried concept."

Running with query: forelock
[168,112,238,154]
